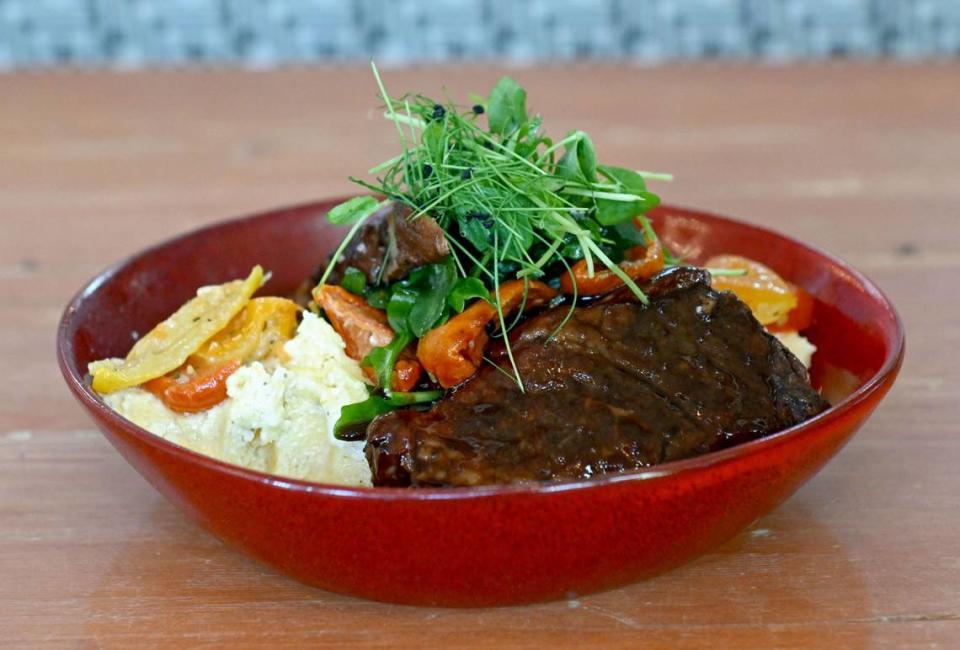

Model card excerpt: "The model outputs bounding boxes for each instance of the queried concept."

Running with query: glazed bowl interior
[60,200,901,489]
[57,199,903,606]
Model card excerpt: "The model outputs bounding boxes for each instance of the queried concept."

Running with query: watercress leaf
[596,190,660,227]
[598,165,647,193]
[495,217,533,262]
[606,220,647,249]
[512,116,543,157]
[333,389,445,440]
[447,277,491,312]
[557,131,597,183]
[514,215,535,253]
[595,197,645,226]
[557,136,579,180]
[407,298,445,337]
[361,330,413,390]
[327,196,381,226]
[594,166,659,226]
[407,258,457,336]
[537,176,567,195]
[642,191,661,211]
[458,214,491,251]
[333,396,395,440]
[361,347,388,385]
[582,216,604,240]
[576,133,597,182]
[340,267,367,294]
[487,76,527,136]
[560,234,584,260]
[386,287,417,334]
[516,115,538,140]
[364,286,390,310]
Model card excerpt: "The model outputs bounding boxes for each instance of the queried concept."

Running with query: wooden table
[2,64,958,648]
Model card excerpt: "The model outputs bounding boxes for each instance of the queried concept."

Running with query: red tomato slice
[144,359,242,414]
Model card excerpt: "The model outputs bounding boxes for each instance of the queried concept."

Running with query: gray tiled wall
[1,0,958,69]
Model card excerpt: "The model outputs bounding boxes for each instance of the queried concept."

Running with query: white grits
[98,313,373,486]
[775,330,817,369]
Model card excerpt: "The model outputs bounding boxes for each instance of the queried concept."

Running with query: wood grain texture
[1,64,958,648]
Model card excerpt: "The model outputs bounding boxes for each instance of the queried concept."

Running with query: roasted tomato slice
[417,280,556,388]
[705,255,798,326]
[144,359,242,414]
[313,285,422,392]
[90,266,264,394]
[189,297,299,369]
[561,240,665,296]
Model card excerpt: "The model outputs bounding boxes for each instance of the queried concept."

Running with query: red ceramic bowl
[58,200,904,607]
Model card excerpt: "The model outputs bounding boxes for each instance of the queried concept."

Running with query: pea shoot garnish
[322,62,673,427]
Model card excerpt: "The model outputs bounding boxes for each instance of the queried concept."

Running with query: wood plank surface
[1,64,958,648]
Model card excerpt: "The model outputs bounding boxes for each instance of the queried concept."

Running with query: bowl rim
[57,199,905,502]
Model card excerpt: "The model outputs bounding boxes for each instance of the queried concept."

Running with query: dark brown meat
[366,267,829,487]
[295,201,450,306]
[318,200,450,287]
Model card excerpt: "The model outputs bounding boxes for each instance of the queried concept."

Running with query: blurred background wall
[1,0,958,69]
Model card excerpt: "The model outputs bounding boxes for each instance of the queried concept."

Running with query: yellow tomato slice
[189,297,299,369]
[705,254,797,326]
[90,266,265,394]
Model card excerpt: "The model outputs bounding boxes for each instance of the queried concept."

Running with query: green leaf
[386,287,417,334]
[340,267,367,295]
[333,396,395,440]
[364,286,390,310]
[487,76,528,136]
[512,116,544,158]
[405,258,457,336]
[605,220,648,249]
[595,165,658,226]
[327,196,381,226]
[368,258,457,386]
[557,132,597,183]
[595,198,645,226]
[559,234,584,260]
[387,390,444,406]
[458,214,492,251]
[385,257,456,337]
[495,217,533,262]
[580,214,604,240]
[421,121,445,164]
[361,330,413,390]
[332,390,445,440]
[447,277,491,312]
[340,67,672,350]
[598,165,647,193]
[577,133,598,181]
[491,195,536,261]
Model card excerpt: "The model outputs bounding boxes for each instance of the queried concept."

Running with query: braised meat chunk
[366,268,828,487]
[296,201,450,305]
[324,200,450,285]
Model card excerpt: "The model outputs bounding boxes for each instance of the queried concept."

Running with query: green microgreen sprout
[325,62,673,427]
